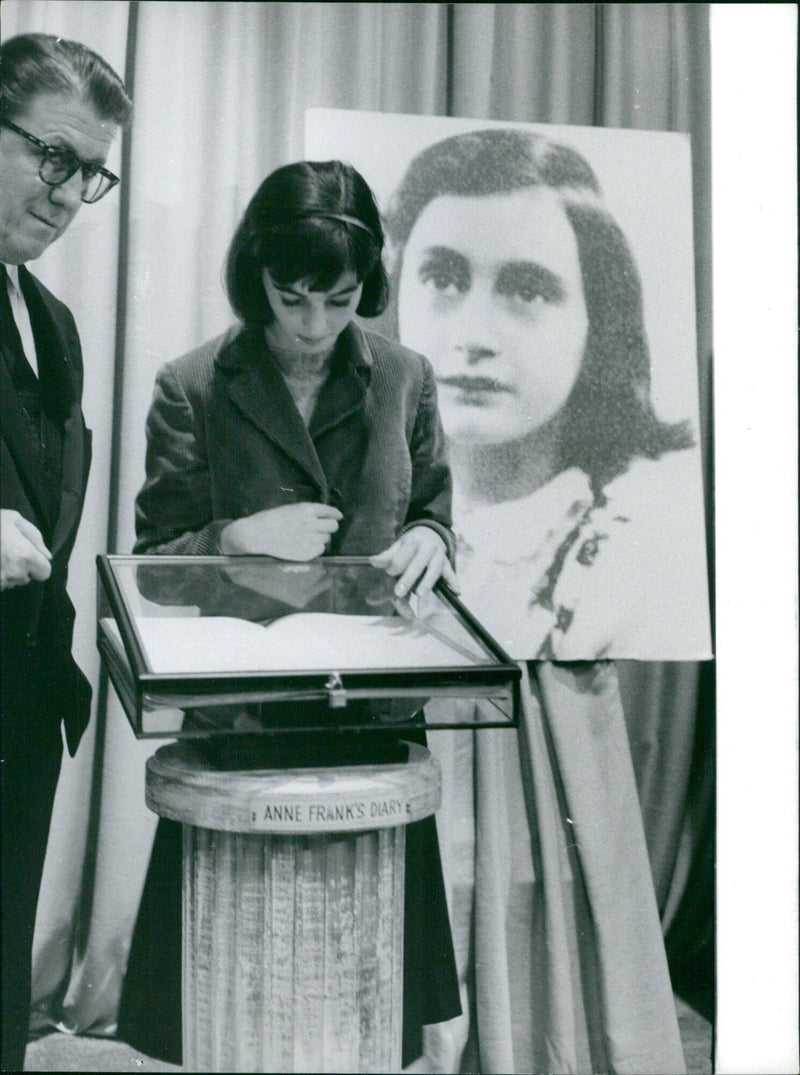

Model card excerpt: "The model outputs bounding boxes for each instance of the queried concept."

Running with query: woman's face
[262,269,363,354]
[397,188,588,445]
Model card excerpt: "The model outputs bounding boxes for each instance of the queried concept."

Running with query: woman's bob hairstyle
[226,160,390,325]
[383,128,694,492]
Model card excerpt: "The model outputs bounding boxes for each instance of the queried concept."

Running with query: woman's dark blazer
[134,320,454,560]
[0,268,92,756]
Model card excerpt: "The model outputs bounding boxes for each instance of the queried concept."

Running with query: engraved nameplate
[247,792,414,833]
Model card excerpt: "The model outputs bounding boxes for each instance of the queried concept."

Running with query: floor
[23,996,712,1073]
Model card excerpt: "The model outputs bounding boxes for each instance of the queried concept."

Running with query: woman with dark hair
[118,159,461,1068]
[134,158,455,582]
[382,129,691,1073]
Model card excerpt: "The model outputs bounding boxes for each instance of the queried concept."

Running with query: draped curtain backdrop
[1,0,713,1052]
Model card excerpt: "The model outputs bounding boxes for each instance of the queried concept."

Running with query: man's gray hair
[1,32,132,126]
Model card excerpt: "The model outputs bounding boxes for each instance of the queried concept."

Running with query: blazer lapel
[309,375,367,438]
[219,329,328,493]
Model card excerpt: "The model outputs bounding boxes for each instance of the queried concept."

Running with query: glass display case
[97,555,521,739]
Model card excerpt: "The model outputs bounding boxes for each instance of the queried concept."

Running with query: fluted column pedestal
[145,741,441,1074]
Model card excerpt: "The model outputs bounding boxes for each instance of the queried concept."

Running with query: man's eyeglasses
[1,118,120,204]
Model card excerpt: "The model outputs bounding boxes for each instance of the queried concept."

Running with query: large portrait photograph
[307,110,713,661]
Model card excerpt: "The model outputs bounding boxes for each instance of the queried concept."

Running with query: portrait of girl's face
[397,187,589,446]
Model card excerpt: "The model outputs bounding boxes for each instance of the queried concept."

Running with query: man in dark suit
[0,33,131,1071]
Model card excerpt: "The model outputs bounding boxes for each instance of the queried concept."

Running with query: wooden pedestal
[145,741,441,1074]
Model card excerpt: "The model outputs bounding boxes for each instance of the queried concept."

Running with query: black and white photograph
[306,109,713,661]
[1,4,796,1075]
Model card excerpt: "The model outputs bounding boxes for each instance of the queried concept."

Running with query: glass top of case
[97,555,520,739]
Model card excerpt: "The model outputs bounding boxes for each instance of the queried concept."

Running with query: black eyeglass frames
[1,118,120,204]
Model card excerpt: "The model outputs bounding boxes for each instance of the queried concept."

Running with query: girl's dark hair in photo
[226,160,390,325]
[383,128,694,492]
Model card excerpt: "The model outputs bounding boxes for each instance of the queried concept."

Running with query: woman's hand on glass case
[370,525,459,599]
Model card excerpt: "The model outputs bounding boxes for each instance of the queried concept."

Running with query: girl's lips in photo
[297,335,330,347]
[438,374,513,394]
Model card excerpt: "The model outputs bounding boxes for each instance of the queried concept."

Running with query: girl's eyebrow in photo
[496,261,566,302]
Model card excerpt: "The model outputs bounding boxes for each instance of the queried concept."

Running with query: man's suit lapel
[51,401,90,556]
[0,350,54,526]
[1,268,60,529]
[19,267,79,410]
[17,268,89,556]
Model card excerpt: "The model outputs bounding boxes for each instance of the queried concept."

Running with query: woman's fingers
[399,543,445,597]
[370,527,455,597]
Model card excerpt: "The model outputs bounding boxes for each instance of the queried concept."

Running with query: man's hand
[1,510,52,590]
[370,526,459,598]
[219,502,342,561]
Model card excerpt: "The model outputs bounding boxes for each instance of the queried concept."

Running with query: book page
[108,612,489,674]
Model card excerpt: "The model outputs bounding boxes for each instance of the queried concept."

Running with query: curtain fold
[1,2,713,1068]
[454,3,598,122]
